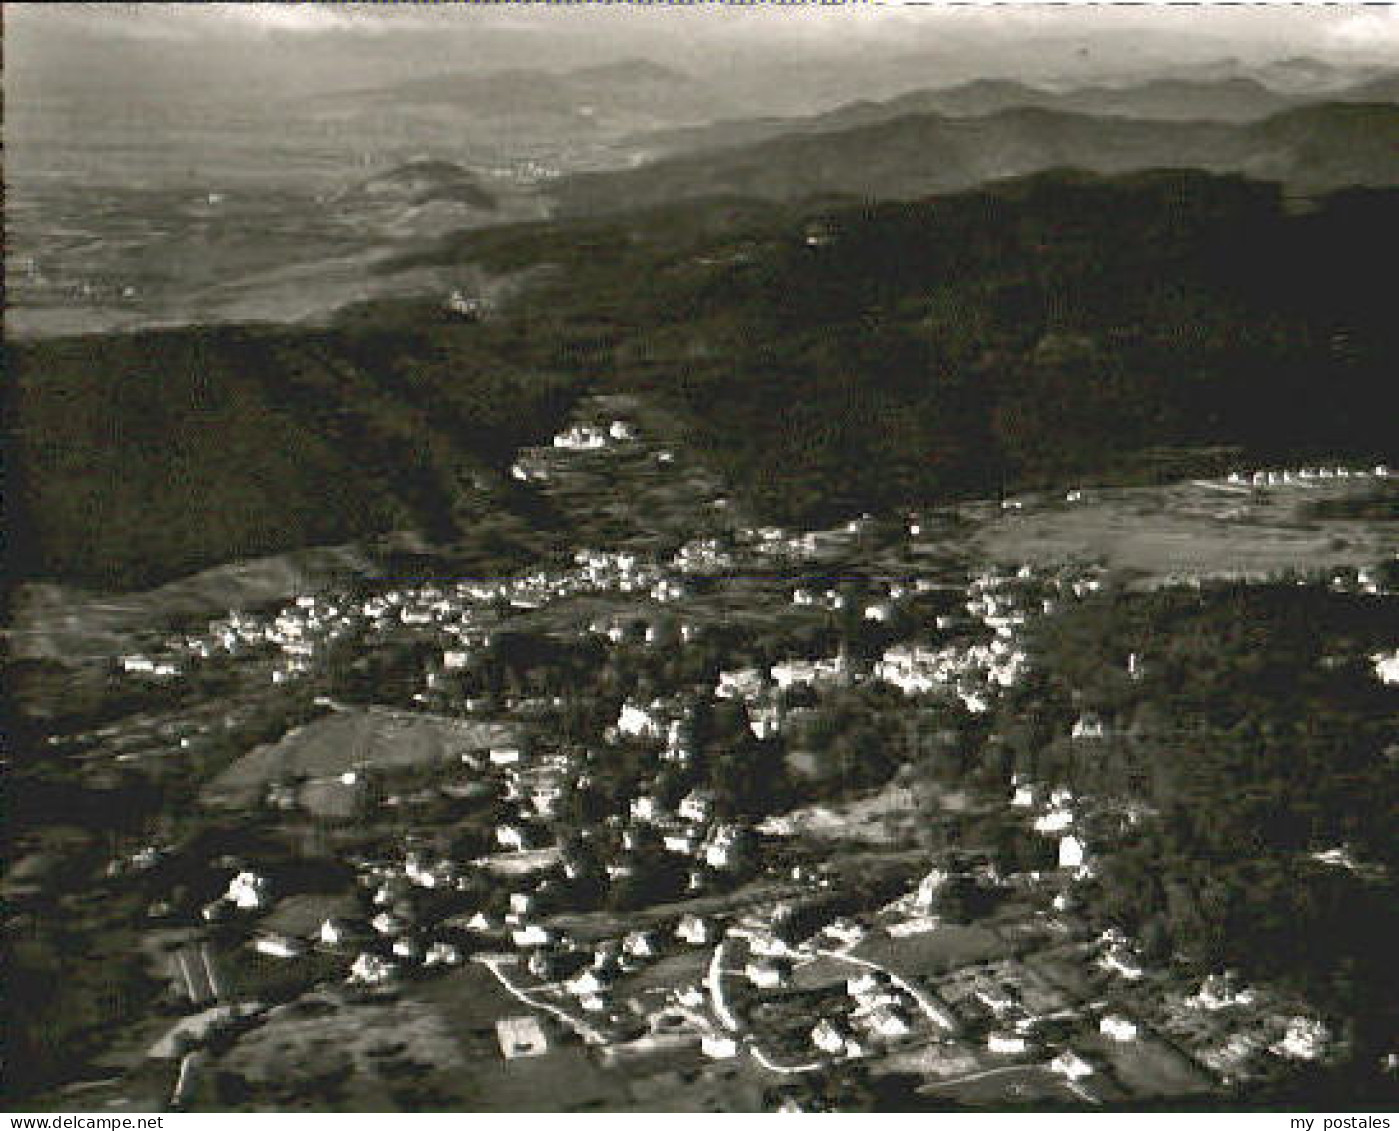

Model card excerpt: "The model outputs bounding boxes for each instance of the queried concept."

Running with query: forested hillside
[6,314,584,589]
[489,171,1398,525]
[554,103,1399,215]
[9,171,1399,591]
[1012,582,1399,1066]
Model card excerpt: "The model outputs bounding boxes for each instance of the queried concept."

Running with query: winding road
[476,955,608,1046]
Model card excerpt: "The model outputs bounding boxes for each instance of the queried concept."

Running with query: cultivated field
[202,708,517,808]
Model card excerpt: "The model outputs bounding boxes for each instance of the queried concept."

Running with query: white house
[1059,835,1087,870]
[1100,1014,1139,1042]
[679,789,716,824]
[512,924,553,948]
[623,931,659,959]
[617,703,661,739]
[253,933,304,959]
[663,830,699,856]
[824,918,866,947]
[716,668,764,700]
[847,971,888,999]
[866,1005,913,1039]
[913,869,949,913]
[1035,808,1074,834]
[225,871,271,911]
[567,969,612,997]
[988,1031,1031,1056]
[676,915,712,946]
[1071,713,1106,740]
[348,952,397,986]
[746,960,787,989]
[704,825,745,870]
[1190,972,1257,1011]
[1274,1016,1329,1061]
[1371,650,1399,686]
[811,1018,852,1056]
[424,941,462,967]
[701,1034,739,1059]
[1050,1050,1095,1081]
[320,918,356,947]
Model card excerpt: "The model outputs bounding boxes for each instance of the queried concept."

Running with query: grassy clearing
[973,478,1397,585]
[202,709,514,807]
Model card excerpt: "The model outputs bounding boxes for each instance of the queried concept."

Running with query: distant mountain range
[625,71,1399,160]
[554,102,1399,215]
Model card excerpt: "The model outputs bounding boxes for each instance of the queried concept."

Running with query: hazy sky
[8,2,1399,106]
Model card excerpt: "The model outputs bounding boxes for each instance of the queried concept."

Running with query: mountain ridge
[557,101,1399,215]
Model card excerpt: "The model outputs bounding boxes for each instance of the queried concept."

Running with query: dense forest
[489,170,1399,525]
[1001,583,1399,1069]
[6,313,584,590]
[8,170,1399,591]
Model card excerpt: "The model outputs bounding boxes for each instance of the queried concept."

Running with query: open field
[1081,1029,1216,1099]
[972,476,1398,586]
[917,1062,1087,1106]
[773,780,986,844]
[7,544,380,663]
[853,924,1011,982]
[623,1061,772,1112]
[202,708,515,808]
[209,996,469,1109]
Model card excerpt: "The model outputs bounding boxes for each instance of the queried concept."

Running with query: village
[15,400,1395,1112]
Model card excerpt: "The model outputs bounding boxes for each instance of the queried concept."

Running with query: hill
[340,159,497,212]
[5,311,585,591]
[560,102,1399,215]
[10,172,1399,593]
[627,75,1300,161]
[441,170,1398,527]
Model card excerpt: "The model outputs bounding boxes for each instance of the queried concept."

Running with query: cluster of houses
[670,537,736,575]
[552,420,637,451]
[1224,464,1390,488]
[1094,928,1148,982]
[121,521,745,699]
[809,969,920,1059]
[940,961,1063,1057]
[624,785,754,873]
[511,417,639,481]
[871,564,1100,711]
[1175,973,1334,1082]
[712,656,844,740]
